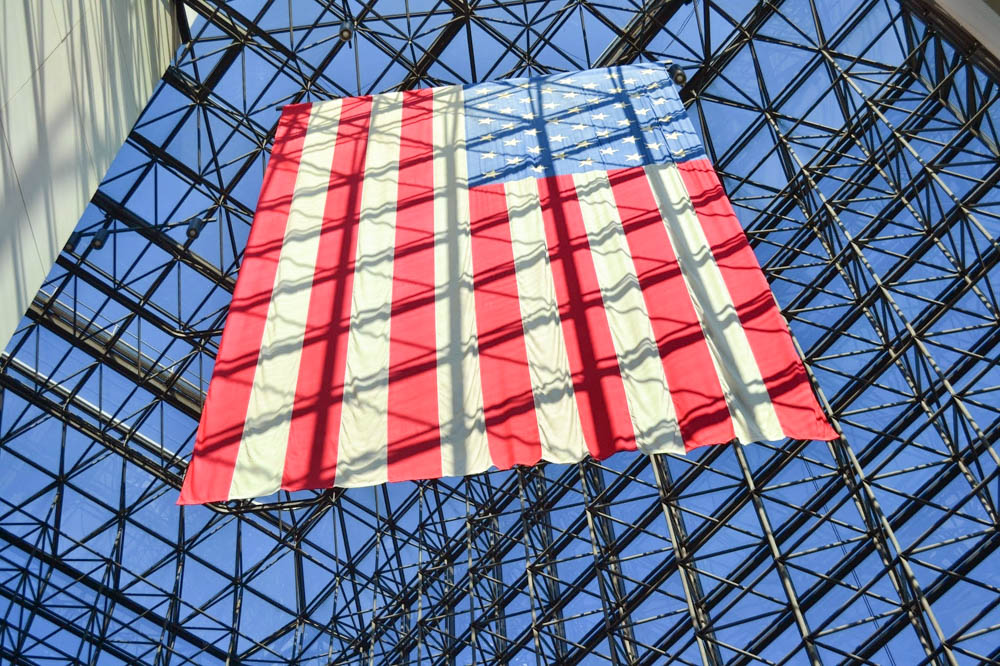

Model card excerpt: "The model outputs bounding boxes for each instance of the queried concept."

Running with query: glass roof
[1,0,998,663]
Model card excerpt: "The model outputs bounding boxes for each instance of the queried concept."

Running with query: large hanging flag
[178,63,836,505]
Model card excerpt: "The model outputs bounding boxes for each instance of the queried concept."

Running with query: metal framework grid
[1,0,999,663]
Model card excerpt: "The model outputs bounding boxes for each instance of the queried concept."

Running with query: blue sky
[1,0,998,663]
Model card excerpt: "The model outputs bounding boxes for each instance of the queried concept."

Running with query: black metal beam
[24,294,205,421]
[398,0,471,89]
[594,0,691,66]
[0,524,232,663]
[0,355,188,488]
[898,0,1000,80]
[2,0,999,663]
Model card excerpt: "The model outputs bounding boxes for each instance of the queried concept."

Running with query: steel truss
[1,0,998,663]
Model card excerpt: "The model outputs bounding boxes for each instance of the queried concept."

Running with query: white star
[653,98,667,106]
[480,102,493,109]
[520,97,533,104]
[481,133,494,141]
[527,145,542,155]
[604,73,616,80]
[672,148,687,158]
[663,131,680,140]
[617,119,631,127]
[636,108,650,116]
[503,137,521,146]
[572,123,586,131]
[501,122,515,130]
[623,136,637,144]
[485,169,498,178]
[478,118,493,126]
[623,77,637,85]
[499,91,514,98]
[646,141,661,150]
[521,113,534,120]
[600,147,617,156]
[592,112,607,121]
[562,92,578,99]
[553,151,567,159]
[625,153,641,162]
[613,102,626,109]
[550,134,567,142]
[596,129,610,138]
[517,82,531,88]
[542,87,555,94]
[579,158,594,167]
[543,102,558,110]
[561,77,576,85]
[583,82,597,90]
[587,96,601,104]
[482,151,497,159]
[608,87,622,94]
[506,156,522,165]
[531,165,545,173]
[500,106,514,114]
[525,128,539,136]
[568,106,582,114]
[576,140,592,149]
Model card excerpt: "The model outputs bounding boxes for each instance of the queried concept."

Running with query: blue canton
[463,62,704,188]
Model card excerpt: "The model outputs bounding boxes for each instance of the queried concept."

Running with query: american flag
[179,63,836,505]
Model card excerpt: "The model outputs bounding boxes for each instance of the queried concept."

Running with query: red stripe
[676,159,837,441]
[282,96,373,491]
[469,184,542,468]
[178,104,312,504]
[538,176,636,458]
[607,166,735,450]
[386,88,442,481]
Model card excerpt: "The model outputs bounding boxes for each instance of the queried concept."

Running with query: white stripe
[504,177,590,464]
[643,163,783,442]
[432,86,492,477]
[335,93,405,487]
[229,100,342,499]
[572,170,685,455]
